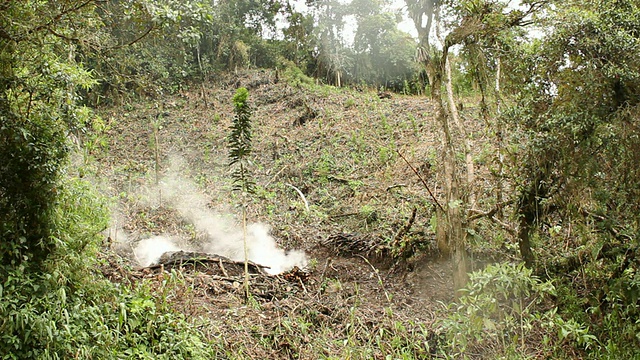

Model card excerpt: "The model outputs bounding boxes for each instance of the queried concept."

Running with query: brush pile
[321,233,388,258]
[100,250,311,301]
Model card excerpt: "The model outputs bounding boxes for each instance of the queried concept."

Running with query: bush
[282,61,314,87]
[0,178,216,359]
[437,262,561,358]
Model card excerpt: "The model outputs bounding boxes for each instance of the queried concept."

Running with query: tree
[352,2,418,89]
[505,0,640,269]
[228,87,255,299]
[495,1,640,350]
[281,4,316,70]
[1,3,218,357]
[309,0,351,85]
[0,0,100,272]
[404,0,547,292]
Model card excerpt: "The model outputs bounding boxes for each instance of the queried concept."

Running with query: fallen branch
[264,164,288,187]
[329,212,359,219]
[386,184,407,191]
[218,258,229,277]
[467,200,514,222]
[393,207,417,245]
[581,209,634,242]
[356,255,391,303]
[317,258,333,297]
[467,205,516,235]
[396,150,445,212]
[489,216,517,235]
[286,183,310,212]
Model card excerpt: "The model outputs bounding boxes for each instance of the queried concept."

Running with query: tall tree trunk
[518,214,534,268]
[437,14,470,295]
[517,187,537,268]
[474,68,490,125]
[495,56,504,219]
[409,0,471,295]
[445,56,475,207]
[435,87,470,294]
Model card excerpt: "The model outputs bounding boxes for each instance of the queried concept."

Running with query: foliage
[86,0,216,102]
[0,0,424,100]
[282,61,315,87]
[437,263,560,357]
[352,11,419,90]
[0,179,215,359]
[281,5,316,71]
[308,0,420,89]
[228,87,255,195]
[0,2,218,358]
[228,86,255,299]
[0,0,99,273]
[3,0,640,357]
[501,0,640,356]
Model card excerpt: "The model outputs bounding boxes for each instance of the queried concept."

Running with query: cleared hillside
[92,70,508,358]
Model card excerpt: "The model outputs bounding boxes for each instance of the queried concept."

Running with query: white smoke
[131,169,307,274]
[134,236,181,267]
[232,223,307,275]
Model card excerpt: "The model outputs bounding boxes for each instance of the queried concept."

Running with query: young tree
[228,87,255,299]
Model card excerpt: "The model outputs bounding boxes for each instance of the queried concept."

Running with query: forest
[1,0,639,358]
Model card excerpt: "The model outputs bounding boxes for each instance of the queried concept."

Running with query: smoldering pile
[110,170,307,277]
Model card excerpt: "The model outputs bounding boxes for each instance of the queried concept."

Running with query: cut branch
[397,150,445,212]
[286,183,310,212]
[467,200,515,222]
[393,207,417,244]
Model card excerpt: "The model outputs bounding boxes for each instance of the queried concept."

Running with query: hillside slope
[92,70,498,358]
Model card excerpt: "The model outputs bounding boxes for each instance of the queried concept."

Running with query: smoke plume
[131,170,307,275]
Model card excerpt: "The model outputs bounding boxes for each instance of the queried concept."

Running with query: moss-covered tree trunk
[516,179,542,268]
[431,58,470,294]
[408,1,471,295]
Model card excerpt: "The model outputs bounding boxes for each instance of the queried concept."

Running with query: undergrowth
[0,178,216,359]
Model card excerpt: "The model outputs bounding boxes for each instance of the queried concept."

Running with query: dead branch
[218,258,230,277]
[393,207,417,245]
[489,216,517,235]
[119,25,155,48]
[467,200,515,222]
[397,150,445,212]
[356,255,391,303]
[264,164,288,187]
[581,209,634,242]
[386,184,407,191]
[329,212,360,219]
[286,183,310,212]
[467,201,517,234]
